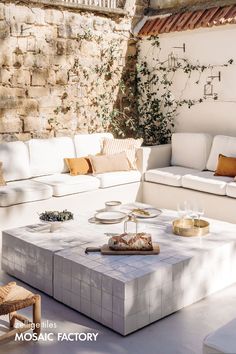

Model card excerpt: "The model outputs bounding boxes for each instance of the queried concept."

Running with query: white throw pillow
[74,133,113,157]
[27,137,75,177]
[0,141,31,181]
[171,133,213,171]
[102,138,143,169]
[207,135,236,171]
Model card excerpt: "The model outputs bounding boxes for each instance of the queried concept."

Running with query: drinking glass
[193,204,204,228]
[177,201,188,226]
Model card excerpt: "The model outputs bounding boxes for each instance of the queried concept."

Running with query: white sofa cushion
[0,180,52,207]
[26,137,75,177]
[145,167,199,187]
[74,133,113,157]
[207,135,236,171]
[171,133,213,170]
[182,171,233,195]
[226,182,236,198]
[96,171,141,188]
[203,319,236,354]
[0,141,31,181]
[33,173,100,197]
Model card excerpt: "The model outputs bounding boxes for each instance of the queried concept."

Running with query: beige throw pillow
[89,152,130,174]
[0,162,6,186]
[102,138,143,169]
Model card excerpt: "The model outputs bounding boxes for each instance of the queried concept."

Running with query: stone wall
[0,0,146,142]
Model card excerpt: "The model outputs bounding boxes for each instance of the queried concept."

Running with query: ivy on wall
[53,33,233,145]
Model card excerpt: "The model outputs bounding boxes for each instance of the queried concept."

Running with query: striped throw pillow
[102,138,143,169]
[0,162,6,186]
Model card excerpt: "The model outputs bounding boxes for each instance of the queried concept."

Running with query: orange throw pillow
[214,154,236,177]
[65,157,92,176]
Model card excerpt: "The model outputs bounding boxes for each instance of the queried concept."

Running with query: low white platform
[2,207,236,335]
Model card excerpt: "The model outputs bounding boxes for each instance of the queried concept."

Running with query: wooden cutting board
[100,243,160,255]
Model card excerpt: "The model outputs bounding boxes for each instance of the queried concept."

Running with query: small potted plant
[39,210,74,233]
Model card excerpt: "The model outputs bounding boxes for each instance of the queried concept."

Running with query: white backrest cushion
[171,133,213,170]
[74,133,113,157]
[207,135,236,171]
[0,141,31,181]
[27,137,75,177]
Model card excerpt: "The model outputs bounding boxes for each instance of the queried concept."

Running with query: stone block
[56,40,66,56]
[34,54,50,69]
[23,116,42,132]
[10,22,22,37]
[0,96,20,110]
[58,24,73,39]
[31,69,48,86]
[17,98,39,116]
[27,37,36,52]
[12,69,31,86]
[0,3,5,20]
[28,87,50,98]
[0,68,12,84]
[45,9,63,25]
[32,7,45,25]
[56,70,68,85]
[6,3,35,24]
[47,70,56,85]
[80,40,100,57]
[0,21,10,39]
[0,117,22,133]
[23,53,36,67]
[37,95,61,108]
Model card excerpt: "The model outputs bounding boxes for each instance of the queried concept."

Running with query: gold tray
[172,218,209,237]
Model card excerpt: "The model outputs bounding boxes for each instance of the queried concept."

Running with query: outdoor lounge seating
[143,133,236,223]
[1,132,236,231]
[0,133,142,231]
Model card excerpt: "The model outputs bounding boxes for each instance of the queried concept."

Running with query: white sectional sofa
[1,132,236,231]
[143,133,236,223]
[0,133,143,231]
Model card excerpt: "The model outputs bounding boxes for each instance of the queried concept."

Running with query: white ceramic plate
[95,211,127,224]
[131,208,162,219]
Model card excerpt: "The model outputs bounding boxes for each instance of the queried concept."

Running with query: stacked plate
[95,211,127,224]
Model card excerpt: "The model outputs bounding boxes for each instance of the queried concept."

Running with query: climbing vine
[52,31,233,145]
[136,36,233,145]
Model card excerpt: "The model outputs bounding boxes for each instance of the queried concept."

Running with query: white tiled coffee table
[2,206,236,335]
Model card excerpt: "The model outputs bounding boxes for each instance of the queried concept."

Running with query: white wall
[139,24,236,137]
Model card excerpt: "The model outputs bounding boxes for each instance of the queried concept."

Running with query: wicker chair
[0,282,41,342]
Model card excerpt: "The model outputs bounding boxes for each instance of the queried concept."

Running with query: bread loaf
[108,232,153,251]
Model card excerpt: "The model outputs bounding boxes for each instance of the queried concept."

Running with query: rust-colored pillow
[214,154,236,177]
[0,162,6,186]
[65,157,93,176]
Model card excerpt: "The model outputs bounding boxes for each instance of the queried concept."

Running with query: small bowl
[105,201,122,212]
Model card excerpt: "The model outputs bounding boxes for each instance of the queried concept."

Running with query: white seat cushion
[74,133,113,157]
[207,135,236,171]
[182,171,233,195]
[33,173,100,196]
[203,319,236,354]
[0,141,31,181]
[171,133,213,170]
[26,137,75,177]
[145,167,200,187]
[95,171,141,188]
[0,180,52,207]
[226,182,236,198]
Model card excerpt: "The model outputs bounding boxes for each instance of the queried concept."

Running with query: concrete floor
[1,268,236,354]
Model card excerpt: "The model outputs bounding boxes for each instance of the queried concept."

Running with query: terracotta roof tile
[139,5,236,36]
